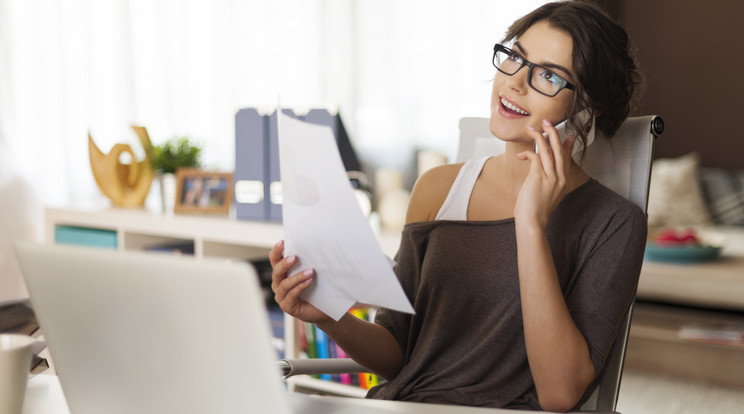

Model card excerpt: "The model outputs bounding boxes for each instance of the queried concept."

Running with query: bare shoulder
[405,163,463,224]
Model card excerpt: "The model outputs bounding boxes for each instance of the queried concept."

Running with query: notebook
[15,242,290,414]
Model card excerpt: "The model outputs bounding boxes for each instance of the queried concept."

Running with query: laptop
[15,242,290,414]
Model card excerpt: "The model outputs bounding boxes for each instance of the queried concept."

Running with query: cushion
[699,168,744,225]
[647,152,713,227]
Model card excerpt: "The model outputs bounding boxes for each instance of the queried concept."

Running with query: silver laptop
[15,242,290,414]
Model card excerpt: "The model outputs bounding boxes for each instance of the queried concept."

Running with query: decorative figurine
[88,126,154,207]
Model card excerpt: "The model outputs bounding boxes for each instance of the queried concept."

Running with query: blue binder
[235,107,361,222]
[235,108,269,221]
[305,109,360,172]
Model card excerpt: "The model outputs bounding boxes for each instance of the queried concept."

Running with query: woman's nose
[505,66,529,94]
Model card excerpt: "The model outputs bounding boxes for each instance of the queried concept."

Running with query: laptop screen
[16,242,290,414]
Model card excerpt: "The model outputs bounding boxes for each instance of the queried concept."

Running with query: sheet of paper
[277,110,414,321]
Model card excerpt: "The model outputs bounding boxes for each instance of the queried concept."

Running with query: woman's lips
[497,96,530,119]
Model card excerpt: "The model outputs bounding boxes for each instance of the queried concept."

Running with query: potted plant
[150,136,202,212]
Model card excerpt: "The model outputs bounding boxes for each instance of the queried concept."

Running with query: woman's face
[489,20,575,143]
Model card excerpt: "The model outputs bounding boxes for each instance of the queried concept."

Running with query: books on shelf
[144,241,195,255]
[297,307,381,389]
[54,225,117,249]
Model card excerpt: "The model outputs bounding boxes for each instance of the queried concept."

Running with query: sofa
[646,151,744,257]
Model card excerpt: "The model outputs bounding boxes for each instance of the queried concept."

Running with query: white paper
[277,110,414,321]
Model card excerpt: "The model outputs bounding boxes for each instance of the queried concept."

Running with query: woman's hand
[515,119,576,229]
[269,240,331,324]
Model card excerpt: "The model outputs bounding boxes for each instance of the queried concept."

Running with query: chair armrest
[278,358,368,378]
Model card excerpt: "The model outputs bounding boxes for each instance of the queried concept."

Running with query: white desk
[24,374,615,414]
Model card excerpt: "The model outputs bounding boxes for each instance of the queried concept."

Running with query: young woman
[270,2,646,411]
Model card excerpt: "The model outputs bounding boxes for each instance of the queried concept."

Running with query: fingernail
[302,269,314,277]
[543,119,552,127]
[526,126,536,131]
[286,255,296,264]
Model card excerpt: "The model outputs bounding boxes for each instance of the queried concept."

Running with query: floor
[616,368,744,414]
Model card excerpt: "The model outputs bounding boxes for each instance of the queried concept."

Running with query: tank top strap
[434,156,490,221]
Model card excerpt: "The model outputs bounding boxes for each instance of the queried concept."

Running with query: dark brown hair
[503,1,642,147]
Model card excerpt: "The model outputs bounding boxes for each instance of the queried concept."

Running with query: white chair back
[458,115,664,411]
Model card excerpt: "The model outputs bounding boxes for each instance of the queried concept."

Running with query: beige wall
[600,0,744,169]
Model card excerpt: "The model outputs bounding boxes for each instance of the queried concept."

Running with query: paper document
[277,110,414,321]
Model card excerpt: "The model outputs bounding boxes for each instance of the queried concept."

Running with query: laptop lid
[15,242,289,414]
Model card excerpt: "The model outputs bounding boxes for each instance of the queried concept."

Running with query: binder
[235,107,361,222]
[304,108,337,136]
[234,108,269,221]
[304,109,360,172]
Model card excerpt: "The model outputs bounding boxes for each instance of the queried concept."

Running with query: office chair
[280,115,664,412]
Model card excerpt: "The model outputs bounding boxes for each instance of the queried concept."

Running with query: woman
[271,2,646,411]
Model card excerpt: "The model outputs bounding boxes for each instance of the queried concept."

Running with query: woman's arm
[514,121,595,412]
[271,164,460,380]
[269,241,404,380]
[515,224,595,411]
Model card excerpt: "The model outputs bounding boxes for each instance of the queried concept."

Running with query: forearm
[316,312,404,381]
[516,222,595,411]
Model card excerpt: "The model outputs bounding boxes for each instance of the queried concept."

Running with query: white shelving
[45,205,401,397]
[46,206,401,258]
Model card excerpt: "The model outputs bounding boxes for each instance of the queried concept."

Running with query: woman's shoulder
[566,178,647,228]
[405,163,464,224]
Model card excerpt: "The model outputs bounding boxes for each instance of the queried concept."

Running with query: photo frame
[174,168,234,214]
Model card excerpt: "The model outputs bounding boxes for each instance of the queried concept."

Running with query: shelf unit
[631,256,744,388]
[45,205,401,397]
[627,301,744,388]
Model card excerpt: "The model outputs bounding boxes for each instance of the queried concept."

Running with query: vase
[159,173,177,213]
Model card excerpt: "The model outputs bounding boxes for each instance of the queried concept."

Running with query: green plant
[149,136,202,174]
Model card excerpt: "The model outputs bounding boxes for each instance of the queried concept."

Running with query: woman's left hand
[514,119,576,229]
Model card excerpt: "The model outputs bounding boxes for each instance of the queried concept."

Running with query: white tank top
[434,156,491,221]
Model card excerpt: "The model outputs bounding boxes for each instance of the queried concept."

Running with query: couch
[646,151,744,257]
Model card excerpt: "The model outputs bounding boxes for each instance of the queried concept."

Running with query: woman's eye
[537,68,562,85]
[507,52,522,63]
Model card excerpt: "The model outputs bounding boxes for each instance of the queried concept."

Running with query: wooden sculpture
[89,126,154,207]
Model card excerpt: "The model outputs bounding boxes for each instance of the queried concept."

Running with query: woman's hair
[503,1,642,147]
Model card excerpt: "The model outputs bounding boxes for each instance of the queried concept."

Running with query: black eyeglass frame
[492,43,575,98]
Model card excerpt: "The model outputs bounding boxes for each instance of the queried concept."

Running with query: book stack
[298,307,381,389]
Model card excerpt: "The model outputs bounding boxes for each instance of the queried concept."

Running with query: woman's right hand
[269,240,331,324]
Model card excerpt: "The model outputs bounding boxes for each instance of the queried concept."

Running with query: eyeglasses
[492,43,575,97]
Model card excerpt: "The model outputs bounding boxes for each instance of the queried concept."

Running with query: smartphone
[536,109,593,154]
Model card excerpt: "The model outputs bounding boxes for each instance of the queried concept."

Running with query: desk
[24,375,616,414]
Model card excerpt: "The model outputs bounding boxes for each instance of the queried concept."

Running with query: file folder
[235,108,268,221]
[235,107,361,222]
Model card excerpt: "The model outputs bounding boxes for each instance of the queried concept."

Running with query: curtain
[0,0,546,300]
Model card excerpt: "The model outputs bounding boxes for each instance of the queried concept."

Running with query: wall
[610,0,744,169]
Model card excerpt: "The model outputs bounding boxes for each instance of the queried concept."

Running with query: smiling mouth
[500,97,530,116]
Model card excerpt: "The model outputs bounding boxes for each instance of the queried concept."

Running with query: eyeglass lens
[494,47,567,97]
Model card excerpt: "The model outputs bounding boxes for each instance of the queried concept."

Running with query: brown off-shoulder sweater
[367,178,647,410]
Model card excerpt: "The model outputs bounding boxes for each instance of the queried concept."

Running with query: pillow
[647,152,713,227]
[699,168,744,225]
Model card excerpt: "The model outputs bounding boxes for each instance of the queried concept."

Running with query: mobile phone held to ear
[536,109,594,155]
[553,118,571,144]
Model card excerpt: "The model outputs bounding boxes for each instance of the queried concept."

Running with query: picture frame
[174,168,234,214]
